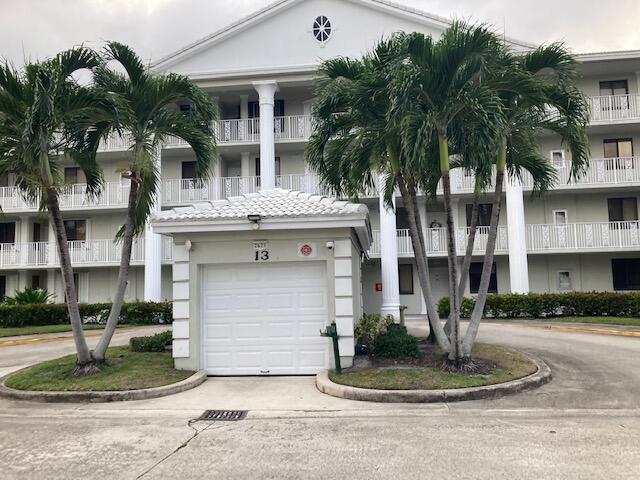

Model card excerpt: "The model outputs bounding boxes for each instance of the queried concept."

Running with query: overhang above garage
[152,189,371,251]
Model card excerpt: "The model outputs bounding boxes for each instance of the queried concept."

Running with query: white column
[240,151,251,178]
[252,80,279,190]
[144,146,163,301]
[505,174,530,293]
[46,270,58,301]
[239,94,249,119]
[18,216,29,267]
[47,221,56,267]
[378,183,400,320]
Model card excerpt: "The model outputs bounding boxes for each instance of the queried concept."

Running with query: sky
[1,0,639,67]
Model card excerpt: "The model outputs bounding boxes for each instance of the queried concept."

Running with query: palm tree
[306,35,452,351]
[0,48,112,373]
[461,44,589,356]
[392,24,505,365]
[90,42,217,363]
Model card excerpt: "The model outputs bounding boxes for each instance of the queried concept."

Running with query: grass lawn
[517,317,640,327]
[0,323,149,338]
[4,346,194,391]
[329,343,537,391]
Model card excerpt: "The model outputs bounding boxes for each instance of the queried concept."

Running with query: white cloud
[1,0,638,67]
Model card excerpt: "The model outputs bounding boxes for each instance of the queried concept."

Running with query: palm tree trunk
[439,133,462,365]
[92,179,139,362]
[462,138,507,356]
[397,176,450,352]
[46,187,94,372]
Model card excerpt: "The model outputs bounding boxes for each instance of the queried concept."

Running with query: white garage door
[201,262,329,375]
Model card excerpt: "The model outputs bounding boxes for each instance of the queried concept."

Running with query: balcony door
[604,138,634,170]
[599,80,629,110]
[608,197,639,242]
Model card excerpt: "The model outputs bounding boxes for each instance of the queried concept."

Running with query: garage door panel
[202,262,330,375]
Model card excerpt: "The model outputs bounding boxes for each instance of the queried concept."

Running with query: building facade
[2,0,640,370]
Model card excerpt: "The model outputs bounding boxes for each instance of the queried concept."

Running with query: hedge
[0,302,172,328]
[130,330,173,352]
[437,292,640,319]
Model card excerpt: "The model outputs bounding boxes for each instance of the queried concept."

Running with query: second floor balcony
[589,94,640,124]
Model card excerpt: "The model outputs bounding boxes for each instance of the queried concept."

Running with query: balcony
[589,94,640,124]
[0,238,173,269]
[101,115,312,151]
[369,226,509,257]
[527,221,640,253]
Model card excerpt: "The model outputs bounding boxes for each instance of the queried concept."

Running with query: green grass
[519,317,640,327]
[4,346,194,391]
[329,343,537,391]
[0,323,147,338]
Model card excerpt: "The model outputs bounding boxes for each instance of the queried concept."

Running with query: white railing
[370,226,509,257]
[590,94,640,123]
[527,221,640,252]
[0,182,130,212]
[274,115,312,141]
[0,237,173,268]
[213,118,261,144]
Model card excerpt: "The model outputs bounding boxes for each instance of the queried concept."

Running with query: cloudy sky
[2,0,639,67]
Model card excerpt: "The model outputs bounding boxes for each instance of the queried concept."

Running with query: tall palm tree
[392,24,505,365]
[0,48,112,373]
[306,35,452,351]
[461,44,589,356]
[91,42,217,363]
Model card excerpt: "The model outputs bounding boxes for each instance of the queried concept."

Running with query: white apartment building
[2,0,640,372]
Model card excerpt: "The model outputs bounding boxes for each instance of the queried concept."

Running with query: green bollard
[320,322,341,374]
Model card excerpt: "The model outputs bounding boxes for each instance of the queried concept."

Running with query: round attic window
[313,16,332,44]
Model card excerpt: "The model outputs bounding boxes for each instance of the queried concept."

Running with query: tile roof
[153,189,368,223]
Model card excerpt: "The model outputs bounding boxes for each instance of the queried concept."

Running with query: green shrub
[129,330,173,352]
[3,288,54,305]
[354,313,394,349]
[0,302,172,328]
[373,324,420,358]
[437,292,640,319]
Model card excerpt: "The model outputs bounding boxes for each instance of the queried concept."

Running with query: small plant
[129,331,173,352]
[373,324,420,358]
[354,313,394,350]
[3,288,54,305]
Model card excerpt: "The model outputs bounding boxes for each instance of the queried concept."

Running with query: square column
[252,80,279,190]
[144,145,163,301]
[505,174,530,293]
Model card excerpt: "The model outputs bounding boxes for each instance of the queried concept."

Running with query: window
[603,138,634,169]
[395,207,410,230]
[179,103,191,114]
[31,274,41,290]
[399,264,414,295]
[247,100,285,118]
[557,271,572,291]
[553,210,568,225]
[612,259,640,290]
[63,220,86,242]
[608,198,638,222]
[32,223,41,243]
[181,161,197,180]
[600,80,629,96]
[466,203,493,227]
[64,167,79,184]
[255,157,281,177]
[469,262,497,294]
[0,222,15,244]
[312,16,332,44]
[550,150,565,167]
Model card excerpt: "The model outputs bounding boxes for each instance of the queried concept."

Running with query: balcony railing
[0,237,173,268]
[589,94,640,124]
[369,226,509,257]
[527,221,640,252]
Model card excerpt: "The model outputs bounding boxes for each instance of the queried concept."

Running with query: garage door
[201,262,329,375]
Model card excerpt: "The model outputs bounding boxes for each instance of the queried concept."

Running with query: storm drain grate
[197,410,247,421]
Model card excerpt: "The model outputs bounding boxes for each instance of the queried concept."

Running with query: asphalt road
[0,321,638,479]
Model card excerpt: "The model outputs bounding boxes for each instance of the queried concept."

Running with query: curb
[0,370,207,403]
[316,354,551,403]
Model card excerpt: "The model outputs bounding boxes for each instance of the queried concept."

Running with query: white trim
[577,50,640,62]
[552,209,568,225]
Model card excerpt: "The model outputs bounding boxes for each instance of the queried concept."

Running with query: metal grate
[197,410,247,421]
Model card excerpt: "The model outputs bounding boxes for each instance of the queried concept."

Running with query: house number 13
[254,250,269,261]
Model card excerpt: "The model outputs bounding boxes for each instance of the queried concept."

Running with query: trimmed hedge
[438,292,640,319]
[0,302,172,328]
[373,324,420,358]
[130,330,173,352]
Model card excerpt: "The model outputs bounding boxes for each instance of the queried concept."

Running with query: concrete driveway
[0,321,639,479]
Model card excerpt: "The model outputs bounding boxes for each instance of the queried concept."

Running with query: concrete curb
[0,370,207,403]
[316,354,551,403]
